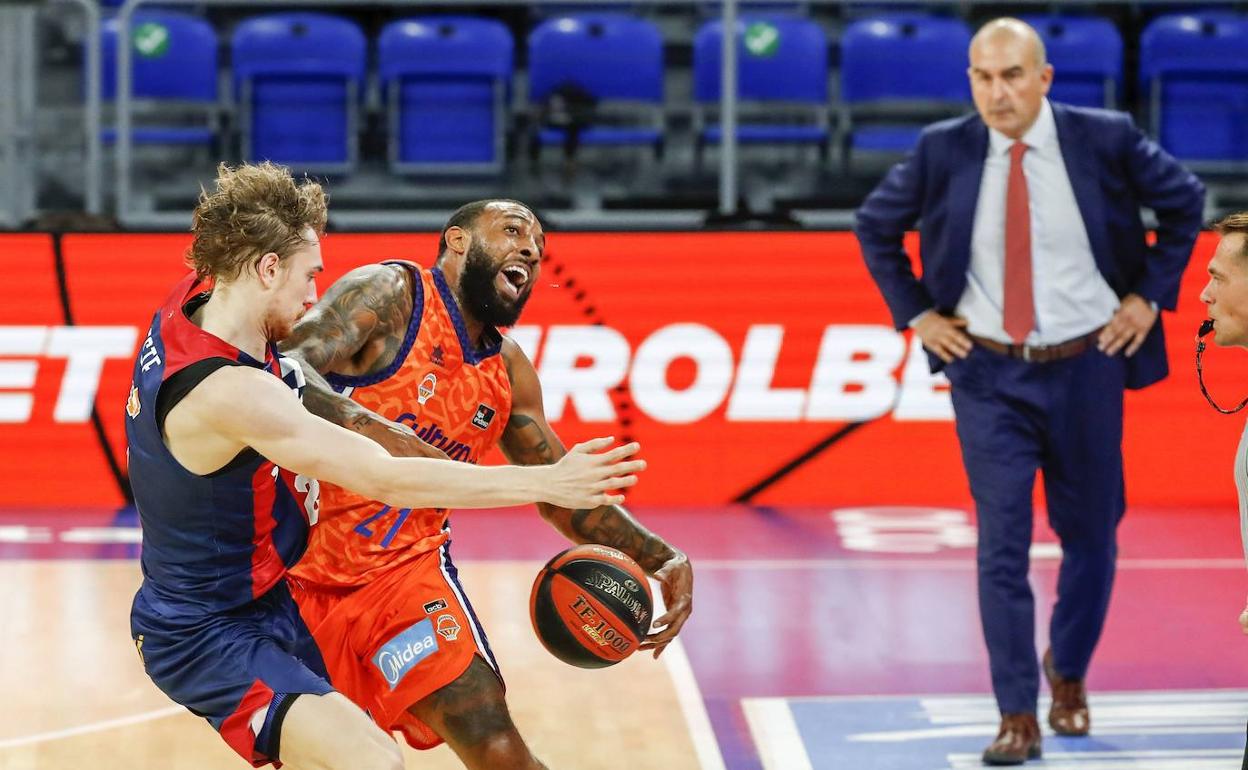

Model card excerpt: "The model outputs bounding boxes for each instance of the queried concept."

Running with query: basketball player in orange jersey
[128,165,646,770]
[281,199,694,769]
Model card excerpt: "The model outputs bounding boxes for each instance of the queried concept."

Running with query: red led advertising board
[0,231,1237,509]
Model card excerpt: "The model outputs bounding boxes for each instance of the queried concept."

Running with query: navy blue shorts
[131,579,334,766]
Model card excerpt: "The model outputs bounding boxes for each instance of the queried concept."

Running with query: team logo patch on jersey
[423,598,448,615]
[418,373,437,405]
[472,404,496,430]
[126,386,141,418]
[436,614,461,641]
[373,618,439,689]
[430,345,446,367]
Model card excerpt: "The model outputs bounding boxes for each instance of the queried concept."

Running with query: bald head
[967,17,1053,140]
[970,18,1046,69]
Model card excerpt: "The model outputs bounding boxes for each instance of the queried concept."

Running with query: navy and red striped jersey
[126,272,318,616]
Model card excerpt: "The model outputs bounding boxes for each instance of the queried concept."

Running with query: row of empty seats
[99,9,1248,175]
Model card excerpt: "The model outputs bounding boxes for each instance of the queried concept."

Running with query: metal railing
[0,0,100,227]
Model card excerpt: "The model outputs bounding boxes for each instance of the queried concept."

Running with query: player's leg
[408,655,548,770]
[279,691,404,770]
[132,580,395,770]
[264,583,402,770]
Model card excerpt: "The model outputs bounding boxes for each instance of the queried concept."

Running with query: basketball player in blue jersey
[126,164,645,770]
[278,199,694,770]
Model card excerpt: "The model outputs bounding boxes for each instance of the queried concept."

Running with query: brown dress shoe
[1043,648,1090,736]
[982,713,1042,766]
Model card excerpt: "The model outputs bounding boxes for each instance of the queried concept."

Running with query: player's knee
[469,732,545,770]
[348,733,403,770]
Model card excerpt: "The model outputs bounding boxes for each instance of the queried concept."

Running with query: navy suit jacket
[854,103,1205,390]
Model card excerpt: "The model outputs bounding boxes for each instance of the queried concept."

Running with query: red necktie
[1003,141,1034,344]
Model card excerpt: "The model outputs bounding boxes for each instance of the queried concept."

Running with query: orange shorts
[290,547,503,749]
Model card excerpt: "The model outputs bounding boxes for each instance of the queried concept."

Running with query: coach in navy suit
[855,18,1204,766]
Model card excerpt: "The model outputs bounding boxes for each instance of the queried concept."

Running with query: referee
[1197,211,1248,770]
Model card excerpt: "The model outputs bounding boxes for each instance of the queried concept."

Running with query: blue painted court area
[746,691,1246,769]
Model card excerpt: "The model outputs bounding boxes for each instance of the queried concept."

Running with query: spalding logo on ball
[529,544,654,668]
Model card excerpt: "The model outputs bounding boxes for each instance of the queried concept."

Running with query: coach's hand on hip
[1098,294,1157,357]
[913,311,973,363]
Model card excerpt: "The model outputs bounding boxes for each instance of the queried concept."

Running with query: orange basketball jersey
[291,263,513,588]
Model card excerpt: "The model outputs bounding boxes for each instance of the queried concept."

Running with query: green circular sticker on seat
[132,22,170,59]
[744,22,780,58]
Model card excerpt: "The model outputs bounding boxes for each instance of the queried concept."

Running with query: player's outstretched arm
[280,264,447,459]
[194,366,645,511]
[498,338,693,657]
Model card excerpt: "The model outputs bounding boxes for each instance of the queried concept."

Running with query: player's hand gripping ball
[530,544,654,668]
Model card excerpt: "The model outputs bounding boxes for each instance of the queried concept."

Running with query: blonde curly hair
[188,162,327,282]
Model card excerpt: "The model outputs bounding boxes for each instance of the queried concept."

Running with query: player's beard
[459,240,531,328]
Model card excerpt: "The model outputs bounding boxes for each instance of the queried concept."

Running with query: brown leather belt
[968,329,1102,363]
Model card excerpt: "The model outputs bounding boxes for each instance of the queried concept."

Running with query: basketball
[529,544,654,669]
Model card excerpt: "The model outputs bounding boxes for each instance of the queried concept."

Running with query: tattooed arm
[280,264,448,460]
[498,337,692,656]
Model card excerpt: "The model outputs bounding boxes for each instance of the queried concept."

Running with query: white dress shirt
[960,99,1119,346]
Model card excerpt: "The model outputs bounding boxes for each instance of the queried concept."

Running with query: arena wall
[0,231,1234,508]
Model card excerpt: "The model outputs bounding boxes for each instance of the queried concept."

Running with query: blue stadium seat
[232,13,366,172]
[840,14,972,168]
[98,10,217,146]
[844,3,951,16]
[526,14,664,158]
[692,16,829,153]
[698,2,809,15]
[1022,15,1122,109]
[1138,3,1239,19]
[531,3,637,18]
[379,17,513,173]
[1140,12,1248,166]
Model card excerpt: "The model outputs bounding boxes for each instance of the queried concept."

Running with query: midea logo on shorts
[372,618,439,689]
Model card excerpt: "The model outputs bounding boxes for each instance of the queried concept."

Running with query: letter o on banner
[630,324,733,424]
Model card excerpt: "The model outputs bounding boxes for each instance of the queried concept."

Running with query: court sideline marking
[662,638,728,770]
[742,698,813,770]
[693,558,1247,570]
[15,557,1244,572]
[0,705,184,750]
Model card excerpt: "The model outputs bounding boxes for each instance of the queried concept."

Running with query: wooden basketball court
[5,505,1248,769]
[0,559,704,770]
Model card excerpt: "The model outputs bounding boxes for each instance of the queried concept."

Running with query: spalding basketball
[529,544,654,668]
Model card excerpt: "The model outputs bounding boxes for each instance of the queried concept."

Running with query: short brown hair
[1215,212,1248,261]
[188,162,328,281]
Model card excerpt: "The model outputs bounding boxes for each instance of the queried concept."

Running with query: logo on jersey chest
[396,414,478,464]
[126,386,141,418]
[472,404,496,430]
[417,373,437,405]
[430,345,446,368]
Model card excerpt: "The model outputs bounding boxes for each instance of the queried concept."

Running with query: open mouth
[495,263,530,300]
